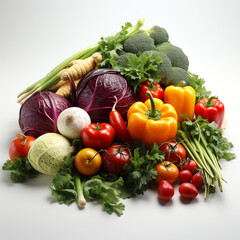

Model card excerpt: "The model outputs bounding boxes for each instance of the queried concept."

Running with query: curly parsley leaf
[119,51,162,92]
[189,71,211,103]
[122,141,164,198]
[197,117,236,161]
[2,157,39,183]
[83,175,125,216]
[98,22,133,68]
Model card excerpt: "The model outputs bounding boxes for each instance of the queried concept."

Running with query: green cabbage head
[28,133,73,176]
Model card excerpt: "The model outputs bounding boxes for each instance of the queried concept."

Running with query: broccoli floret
[117,52,136,67]
[157,42,189,71]
[145,26,169,45]
[161,67,190,87]
[123,31,156,54]
[143,50,172,80]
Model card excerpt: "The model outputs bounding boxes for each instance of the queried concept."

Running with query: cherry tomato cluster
[74,105,132,177]
[156,141,205,201]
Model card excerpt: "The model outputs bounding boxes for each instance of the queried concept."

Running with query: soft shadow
[158,198,174,206]
[179,196,198,204]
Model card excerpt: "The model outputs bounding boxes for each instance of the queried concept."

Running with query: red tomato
[155,161,179,184]
[81,123,115,150]
[192,172,204,188]
[179,170,192,183]
[138,81,164,102]
[159,141,187,167]
[183,159,198,174]
[179,183,198,199]
[158,180,174,201]
[9,133,35,161]
[102,144,131,175]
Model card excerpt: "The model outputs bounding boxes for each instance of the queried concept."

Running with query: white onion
[57,107,91,139]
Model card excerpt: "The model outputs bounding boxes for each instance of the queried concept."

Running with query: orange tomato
[155,161,179,184]
[75,148,102,176]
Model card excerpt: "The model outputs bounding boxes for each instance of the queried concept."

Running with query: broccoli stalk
[74,174,86,209]
[17,18,145,103]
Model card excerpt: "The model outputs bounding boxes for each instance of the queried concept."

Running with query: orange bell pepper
[127,91,178,147]
[164,85,196,122]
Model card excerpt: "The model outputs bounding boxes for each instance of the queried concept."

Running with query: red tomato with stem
[81,123,115,150]
[9,133,35,161]
[183,159,198,174]
[158,180,174,201]
[159,141,187,167]
[179,182,198,199]
[179,170,192,183]
[102,144,131,175]
[192,172,204,188]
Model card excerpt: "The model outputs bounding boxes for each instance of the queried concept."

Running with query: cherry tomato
[158,180,174,201]
[9,133,36,162]
[155,161,179,184]
[179,182,198,199]
[81,123,115,150]
[179,170,192,183]
[159,141,187,167]
[192,172,204,188]
[183,159,198,174]
[75,148,102,176]
[102,144,131,175]
[138,81,164,102]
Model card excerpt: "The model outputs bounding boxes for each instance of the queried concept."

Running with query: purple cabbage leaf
[19,91,71,138]
[75,69,136,122]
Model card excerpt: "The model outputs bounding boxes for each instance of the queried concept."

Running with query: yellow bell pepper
[127,91,178,147]
[164,85,196,122]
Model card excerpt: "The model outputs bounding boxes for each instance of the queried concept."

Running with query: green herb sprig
[2,157,39,183]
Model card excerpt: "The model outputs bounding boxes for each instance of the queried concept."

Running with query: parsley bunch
[189,71,211,103]
[119,51,163,92]
[2,157,39,183]
[122,141,164,198]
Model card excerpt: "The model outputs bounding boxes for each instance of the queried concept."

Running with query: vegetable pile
[3,18,236,216]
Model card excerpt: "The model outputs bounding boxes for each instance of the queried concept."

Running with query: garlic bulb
[57,107,91,139]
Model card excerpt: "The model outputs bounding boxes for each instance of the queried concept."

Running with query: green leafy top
[49,155,78,205]
[118,51,163,92]
[179,115,236,161]
[2,157,39,183]
[189,71,211,103]
[122,141,164,198]
[98,19,144,69]
[84,174,125,216]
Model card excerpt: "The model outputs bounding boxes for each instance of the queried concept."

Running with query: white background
[1,0,240,239]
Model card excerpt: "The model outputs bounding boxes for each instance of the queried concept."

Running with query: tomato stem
[16,133,27,146]
[94,123,103,131]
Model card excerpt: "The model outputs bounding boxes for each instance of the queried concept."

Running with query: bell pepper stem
[145,91,162,120]
[204,96,218,107]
